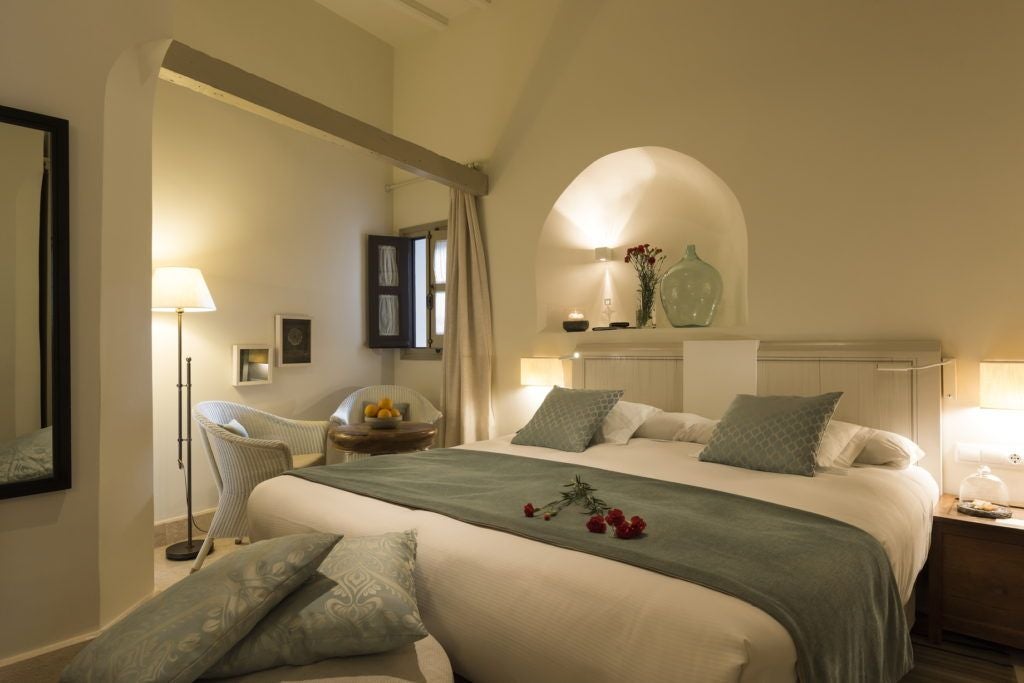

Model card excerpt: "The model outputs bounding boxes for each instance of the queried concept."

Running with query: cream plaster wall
[153,1,394,522]
[392,0,1024,502]
[0,0,172,661]
[536,146,748,332]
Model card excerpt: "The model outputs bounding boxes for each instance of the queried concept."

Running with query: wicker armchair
[190,401,328,572]
[331,385,442,426]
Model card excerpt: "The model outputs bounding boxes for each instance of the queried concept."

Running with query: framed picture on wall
[232,344,273,386]
[275,314,312,366]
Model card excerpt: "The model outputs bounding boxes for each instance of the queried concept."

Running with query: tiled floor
[154,536,244,592]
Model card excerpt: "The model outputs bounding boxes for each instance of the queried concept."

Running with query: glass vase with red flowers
[624,244,665,329]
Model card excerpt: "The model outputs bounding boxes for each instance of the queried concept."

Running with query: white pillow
[675,417,718,444]
[634,412,706,441]
[594,401,661,445]
[817,419,873,468]
[854,429,926,469]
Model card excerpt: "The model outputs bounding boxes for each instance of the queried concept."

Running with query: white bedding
[248,436,938,683]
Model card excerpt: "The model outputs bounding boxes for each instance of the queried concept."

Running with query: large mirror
[0,104,69,499]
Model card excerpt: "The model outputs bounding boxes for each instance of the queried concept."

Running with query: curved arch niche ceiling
[535,147,749,332]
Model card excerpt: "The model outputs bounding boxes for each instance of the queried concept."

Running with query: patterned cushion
[698,393,843,476]
[205,531,428,678]
[220,419,249,438]
[61,533,339,683]
[512,386,623,452]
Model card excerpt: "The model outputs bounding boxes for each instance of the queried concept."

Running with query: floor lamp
[152,267,216,561]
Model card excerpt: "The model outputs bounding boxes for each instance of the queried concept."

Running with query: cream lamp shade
[521,358,569,387]
[979,361,1024,410]
[152,267,216,312]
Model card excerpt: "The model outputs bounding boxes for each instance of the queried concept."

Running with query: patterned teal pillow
[512,386,624,452]
[205,531,427,678]
[61,533,339,683]
[698,393,843,476]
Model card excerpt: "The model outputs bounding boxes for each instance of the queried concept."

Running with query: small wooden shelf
[926,494,1024,648]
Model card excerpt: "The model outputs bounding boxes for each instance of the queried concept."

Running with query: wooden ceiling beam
[389,0,448,30]
[160,41,488,196]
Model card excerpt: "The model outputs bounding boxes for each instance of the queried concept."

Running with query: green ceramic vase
[659,244,722,327]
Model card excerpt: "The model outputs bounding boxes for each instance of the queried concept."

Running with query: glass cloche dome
[957,465,1012,519]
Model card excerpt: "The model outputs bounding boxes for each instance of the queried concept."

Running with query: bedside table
[927,493,1024,648]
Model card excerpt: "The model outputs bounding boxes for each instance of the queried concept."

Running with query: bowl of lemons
[364,397,403,429]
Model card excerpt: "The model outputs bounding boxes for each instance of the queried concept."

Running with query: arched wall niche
[535,146,749,332]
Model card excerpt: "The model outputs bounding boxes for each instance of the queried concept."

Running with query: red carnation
[605,508,625,527]
[614,515,647,539]
[586,514,607,533]
[543,513,552,521]
[523,503,535,518]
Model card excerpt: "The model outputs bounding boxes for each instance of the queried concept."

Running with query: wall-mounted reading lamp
[876,358,957,400]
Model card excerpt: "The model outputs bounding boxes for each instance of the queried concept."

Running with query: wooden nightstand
[926,494,1024,648]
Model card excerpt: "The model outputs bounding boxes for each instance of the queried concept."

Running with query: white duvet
[248,436,938,683]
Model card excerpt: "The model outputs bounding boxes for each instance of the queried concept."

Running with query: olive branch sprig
[530,475,612,519]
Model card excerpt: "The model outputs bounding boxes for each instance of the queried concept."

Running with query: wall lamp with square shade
[979,360,1024,410]
[520,357,572,387]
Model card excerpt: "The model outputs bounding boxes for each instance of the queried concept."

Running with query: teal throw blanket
[288,449,913,682]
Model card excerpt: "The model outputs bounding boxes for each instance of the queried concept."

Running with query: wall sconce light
[980,361,1024,409]
[594,247,612,262]
[520,357,572,387]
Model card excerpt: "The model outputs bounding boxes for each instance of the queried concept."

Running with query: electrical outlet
[978,444,1024,468]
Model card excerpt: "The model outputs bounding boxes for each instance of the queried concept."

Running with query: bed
[247,342,943,682]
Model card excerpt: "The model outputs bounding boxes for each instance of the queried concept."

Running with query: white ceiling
[315,0,487,47]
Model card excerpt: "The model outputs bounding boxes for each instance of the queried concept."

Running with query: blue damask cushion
[698,393,843,476]
[61,533,339,683]
[512,386,624,452]
[204,531,427,678]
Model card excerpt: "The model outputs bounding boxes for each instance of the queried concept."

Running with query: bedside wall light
[594,247,612,262]
[980,361,1024,410]
[520,357,571,387]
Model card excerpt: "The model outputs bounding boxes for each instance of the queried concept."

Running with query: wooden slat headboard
[571,341,943,488]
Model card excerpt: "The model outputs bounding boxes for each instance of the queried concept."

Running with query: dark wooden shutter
[367,235,414,348]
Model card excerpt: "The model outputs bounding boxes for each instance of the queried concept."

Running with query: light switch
[955,442,981,463]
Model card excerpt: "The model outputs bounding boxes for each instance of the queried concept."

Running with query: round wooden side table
[327,421,437,463]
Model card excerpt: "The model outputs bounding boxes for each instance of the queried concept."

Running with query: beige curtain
[441,189,493,446]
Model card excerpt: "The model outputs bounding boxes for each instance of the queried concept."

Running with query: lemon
[377,408,392,418]
[379,397,394,410]
[364,404,378,418]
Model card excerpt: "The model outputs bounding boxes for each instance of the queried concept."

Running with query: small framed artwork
[275,314,312,366]
[232,345,273,386]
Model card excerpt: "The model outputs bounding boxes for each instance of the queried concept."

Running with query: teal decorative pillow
[220,419,249,437]
[61,533,340,683]
[698,393,843,476]
[512,386,624,452]
[205,531,427,678]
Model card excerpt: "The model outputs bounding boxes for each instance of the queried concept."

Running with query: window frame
[399,220,447,360]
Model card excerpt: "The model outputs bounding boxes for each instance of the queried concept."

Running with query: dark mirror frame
[0,104,70,500]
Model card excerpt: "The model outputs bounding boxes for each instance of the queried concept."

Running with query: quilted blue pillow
[512,386,623,452]
[698,393,843,476]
